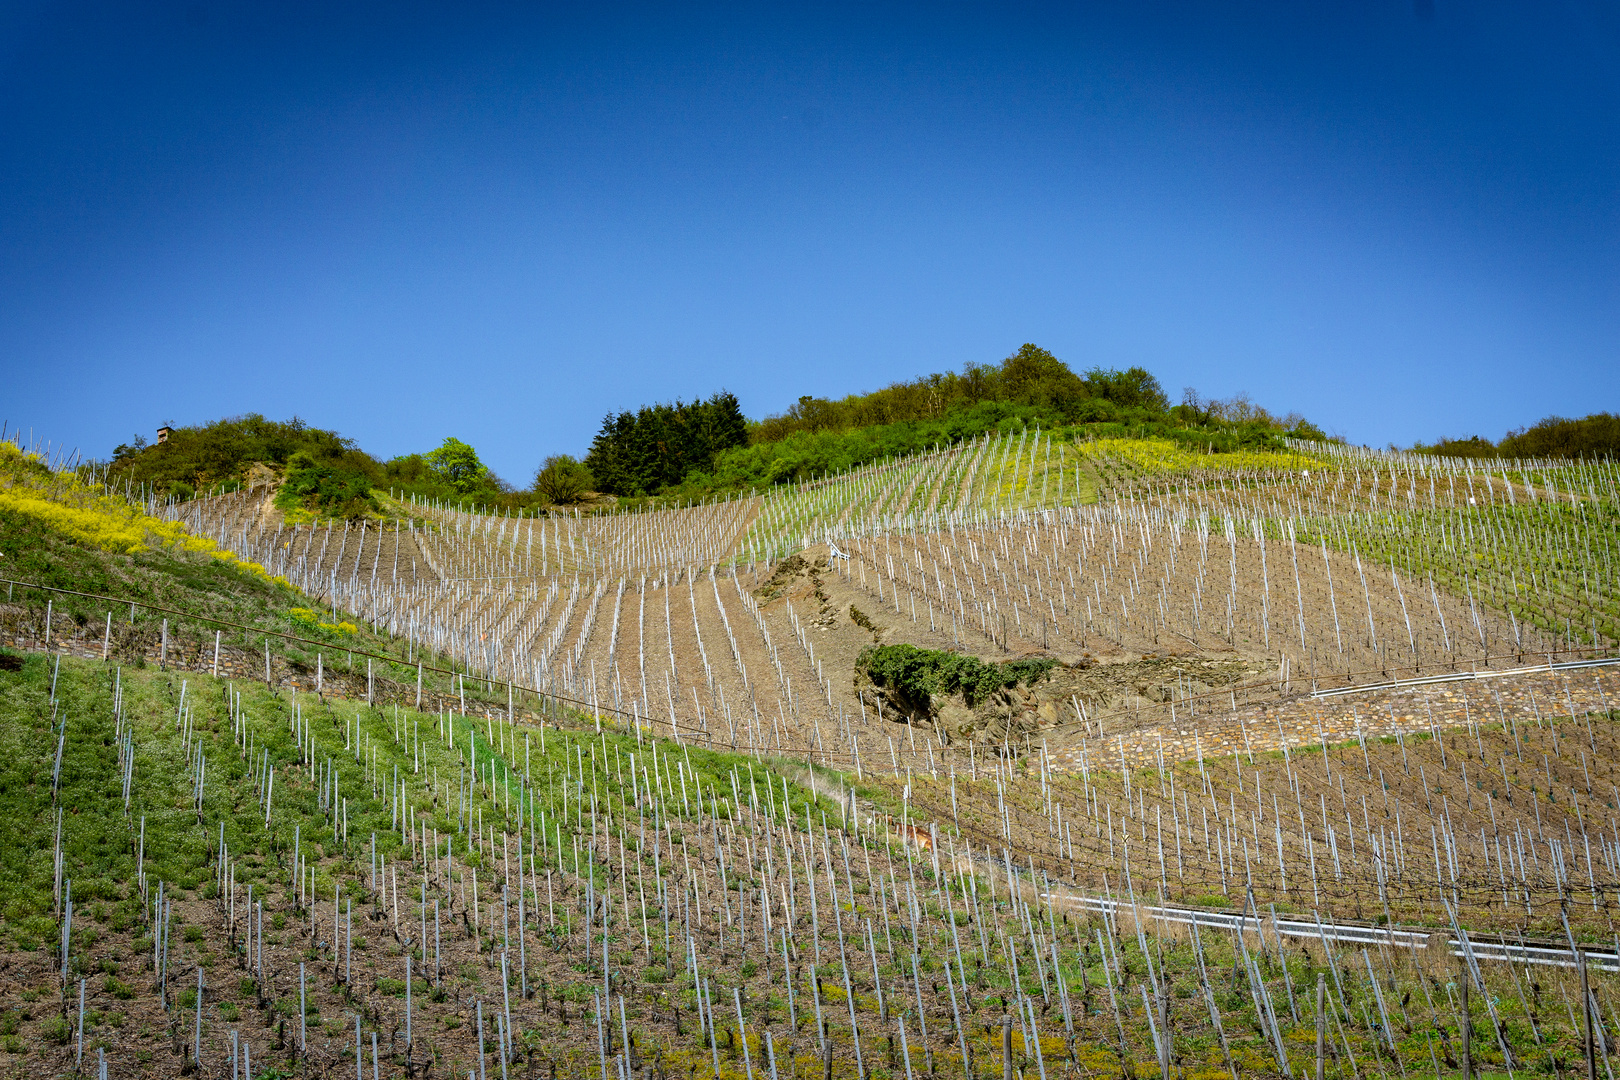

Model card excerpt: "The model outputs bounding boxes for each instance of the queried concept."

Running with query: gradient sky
[3,1,1616,482]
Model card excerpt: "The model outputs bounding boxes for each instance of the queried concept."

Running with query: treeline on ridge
[752,344,1173,442]
[1414,413,1620,461]
[586,344,1327,498]
[106,343,1333,515]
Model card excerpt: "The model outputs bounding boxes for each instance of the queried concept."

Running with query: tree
[532,455,594,504]
[1500,414,1620,460]
[584,391,748,496]
[424,437,492,494]
[1082,366,1169,413]
[999,343,1088,414]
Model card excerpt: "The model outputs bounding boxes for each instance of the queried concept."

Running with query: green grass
[0,485,532,719]
[1300,500,1619,650]
[0,500,304,642]
[0,643,827,955]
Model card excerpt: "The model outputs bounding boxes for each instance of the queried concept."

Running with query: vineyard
[148,430,1613,759]
[2,427,1619,1077]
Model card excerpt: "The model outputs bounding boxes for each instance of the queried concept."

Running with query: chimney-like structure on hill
[156,426,173,444]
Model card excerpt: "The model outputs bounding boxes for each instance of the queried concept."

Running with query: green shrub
[858,644,1056,709]
[274,451,378,521]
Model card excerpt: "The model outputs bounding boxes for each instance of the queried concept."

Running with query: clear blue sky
[3,1,1615,482]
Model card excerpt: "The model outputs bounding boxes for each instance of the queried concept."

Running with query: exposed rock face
[244,461,278,490]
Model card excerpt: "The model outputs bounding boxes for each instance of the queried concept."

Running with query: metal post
[1584,949,1597,1080]
[1461,955,1472,1080]
[1316,973,1326,1080]
[1160,988,1172,1080]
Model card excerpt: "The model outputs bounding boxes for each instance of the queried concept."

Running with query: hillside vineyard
[160,434,1606,753]
[10,430,1602,1078]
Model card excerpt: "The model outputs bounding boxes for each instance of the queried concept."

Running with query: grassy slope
[0,462,866,1074]
[10,651,1572,1080]
[0,501,305,640]
[0,647,820,935]
[0,643,844,1074]
[0,488,506,715]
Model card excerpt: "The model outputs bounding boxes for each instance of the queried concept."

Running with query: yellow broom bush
[0,442,290,587]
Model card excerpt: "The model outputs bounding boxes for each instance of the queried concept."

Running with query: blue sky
[2,1,1615,482]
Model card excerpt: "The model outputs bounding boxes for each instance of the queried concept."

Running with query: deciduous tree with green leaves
[424,437,494,495]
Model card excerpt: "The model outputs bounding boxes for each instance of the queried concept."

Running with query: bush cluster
[273,450,378,520]
[107,415,528,513]
[110,414,378,502]
[858,643,1056,710]
[753,344,1167,442]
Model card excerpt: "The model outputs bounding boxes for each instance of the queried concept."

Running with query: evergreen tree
[585,391,748,495]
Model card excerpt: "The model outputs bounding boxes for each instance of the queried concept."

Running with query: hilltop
[585,345,1330,501]
[104,416,535,520]
[102,346,1329,518]
[94,348,1615,525]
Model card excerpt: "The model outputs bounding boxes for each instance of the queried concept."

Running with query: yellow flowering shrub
[0,442,290,587]
[1074,437,1325,475]
[288,608,357,635]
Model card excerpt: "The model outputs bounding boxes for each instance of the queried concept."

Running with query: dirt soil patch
[856,649,1268,746]
[752,545,1272,750]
